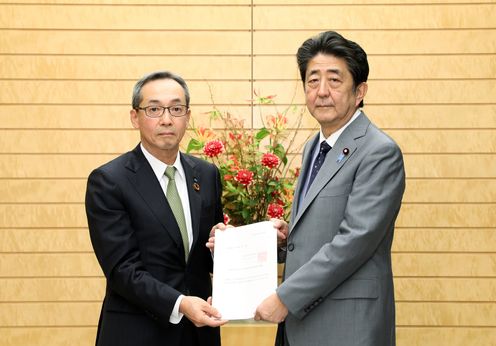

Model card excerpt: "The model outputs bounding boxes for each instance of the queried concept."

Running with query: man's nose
[158,111,174,124]
[317,80,329,97]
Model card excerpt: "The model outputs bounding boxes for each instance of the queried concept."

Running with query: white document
[212,221,277,320]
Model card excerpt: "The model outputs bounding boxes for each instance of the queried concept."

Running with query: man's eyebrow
[307,68,319,76]
[325,68,342,75]
[307,68,341,77]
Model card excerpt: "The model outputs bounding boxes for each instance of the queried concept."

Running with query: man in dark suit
[254,31,406,346]
[85,71,226,346]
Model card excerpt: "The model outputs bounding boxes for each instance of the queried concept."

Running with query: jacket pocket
[319,183,352,197]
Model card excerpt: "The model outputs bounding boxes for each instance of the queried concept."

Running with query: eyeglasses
[136,105,189,118]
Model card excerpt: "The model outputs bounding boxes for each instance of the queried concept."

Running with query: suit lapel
[291,134,319,225]
[180,154,202,256]
[292,114,370,228]
[124,145,184,251]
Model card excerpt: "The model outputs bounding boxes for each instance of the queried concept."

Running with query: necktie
[307,141,332,190]
[165,166,189,260]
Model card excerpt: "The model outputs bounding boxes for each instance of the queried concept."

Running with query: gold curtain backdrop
[0,1,495,345]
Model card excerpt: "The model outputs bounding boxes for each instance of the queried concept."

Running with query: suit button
[287,243,294,251]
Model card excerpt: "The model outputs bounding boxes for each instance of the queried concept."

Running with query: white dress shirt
[299,109,362,205]
[140,144,192,324]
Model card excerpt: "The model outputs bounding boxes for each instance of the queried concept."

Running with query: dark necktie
[307,141,332,190]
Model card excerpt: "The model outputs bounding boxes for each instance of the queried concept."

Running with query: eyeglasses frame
[135,104,189,118]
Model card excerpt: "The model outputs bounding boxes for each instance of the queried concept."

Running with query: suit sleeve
[277,140,405,319]
[85,168,180,323]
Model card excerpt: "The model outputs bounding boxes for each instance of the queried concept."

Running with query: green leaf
[273,144,288,165]
[209,109,222,120]
[255,128,270,141]
[273,143,285,158]
[241,209,251,220]
[186,138,203,153]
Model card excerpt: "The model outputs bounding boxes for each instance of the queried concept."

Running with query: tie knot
[320,141,332,154]
[164,166,176,180]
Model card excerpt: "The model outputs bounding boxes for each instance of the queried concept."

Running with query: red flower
[235,169,254,186]
[203,140,224,158]
[267,203,284,219]
[224,174,234,181]
[228,132,243,141]
[223,214,230,225]
[261,153,279,169]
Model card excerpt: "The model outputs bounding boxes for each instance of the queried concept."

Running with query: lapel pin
[193,178,200,191]
[336,148,350,163]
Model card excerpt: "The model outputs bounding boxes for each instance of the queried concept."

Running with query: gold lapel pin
[193,182,200,191]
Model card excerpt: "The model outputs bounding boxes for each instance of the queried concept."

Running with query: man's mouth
[158,131,174,136]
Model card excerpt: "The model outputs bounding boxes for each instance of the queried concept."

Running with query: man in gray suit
[254,31,406,346]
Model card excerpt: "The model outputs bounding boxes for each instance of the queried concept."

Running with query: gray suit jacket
[276,113,405,346]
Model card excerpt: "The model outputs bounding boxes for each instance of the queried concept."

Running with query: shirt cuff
[169,294,185,324]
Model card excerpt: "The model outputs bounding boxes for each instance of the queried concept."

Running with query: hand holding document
[211,221,277,320]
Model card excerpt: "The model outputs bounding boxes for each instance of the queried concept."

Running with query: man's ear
[130,109,139,129]
[355,82,368,107]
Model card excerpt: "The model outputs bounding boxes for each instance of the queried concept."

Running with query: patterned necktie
[164,166,189,260]
[307,141,332,190]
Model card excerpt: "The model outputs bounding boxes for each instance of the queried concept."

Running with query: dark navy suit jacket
[85,144,223,346]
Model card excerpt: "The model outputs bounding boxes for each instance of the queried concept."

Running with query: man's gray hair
[131,71,190,109]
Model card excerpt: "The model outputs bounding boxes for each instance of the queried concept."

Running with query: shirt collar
[319,109,362,147]
[140,144,185,181]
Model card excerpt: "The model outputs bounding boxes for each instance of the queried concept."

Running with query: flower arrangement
[187,91,308,226]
